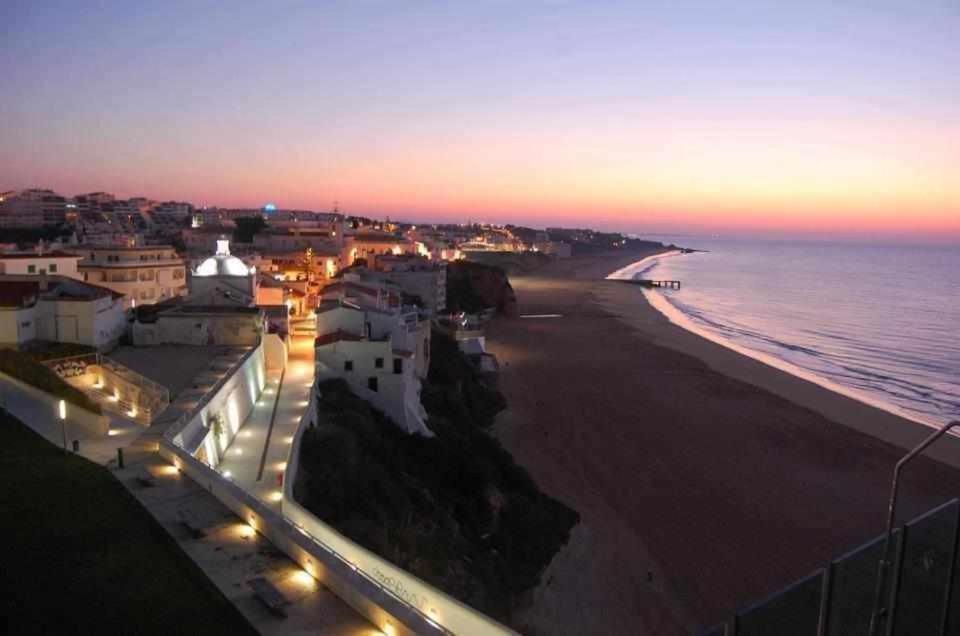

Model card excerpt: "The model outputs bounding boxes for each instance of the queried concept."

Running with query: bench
[177,508,206,539]
[248,576,289,617]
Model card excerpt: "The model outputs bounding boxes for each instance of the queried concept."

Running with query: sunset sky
[2,1,958,241]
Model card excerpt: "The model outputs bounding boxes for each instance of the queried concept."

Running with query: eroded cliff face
[446,261,518,317]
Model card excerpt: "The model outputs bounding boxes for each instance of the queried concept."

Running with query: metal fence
[43,352,170,422]
[707,498,960,635]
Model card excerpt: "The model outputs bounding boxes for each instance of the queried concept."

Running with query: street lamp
[58,399,67,454]
[868,420,960,635]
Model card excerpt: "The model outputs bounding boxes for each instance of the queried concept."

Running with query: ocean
[614,238,960,427]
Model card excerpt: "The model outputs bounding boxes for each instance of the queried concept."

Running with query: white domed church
[189,239,258,306]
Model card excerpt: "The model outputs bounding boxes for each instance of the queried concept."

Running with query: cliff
[445,260,518,317]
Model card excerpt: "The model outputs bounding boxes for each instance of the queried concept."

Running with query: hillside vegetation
[0,408,254,634]
[295,372,578,620]
[0,348,102,414]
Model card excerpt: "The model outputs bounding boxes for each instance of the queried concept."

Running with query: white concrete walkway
[218,334,316,511]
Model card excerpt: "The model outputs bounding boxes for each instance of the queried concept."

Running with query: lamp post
[58,399,67,454]
[868,420,960,636]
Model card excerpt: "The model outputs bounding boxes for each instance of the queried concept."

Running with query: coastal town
[0,188,660,635]
[4,187,959,636]
[4,3,958,633]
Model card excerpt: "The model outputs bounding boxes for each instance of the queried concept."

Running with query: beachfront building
[367,254,448,315]
[314,300,431,436]
[0,251,84,279]
[78,245,187,308]
[0,275,127,349]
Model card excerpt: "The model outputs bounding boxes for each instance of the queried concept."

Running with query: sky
[2,1,958,241]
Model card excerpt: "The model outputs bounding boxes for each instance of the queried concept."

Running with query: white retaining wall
[0,371,109,437]
[169,343,266,468]
[160,339,515,635]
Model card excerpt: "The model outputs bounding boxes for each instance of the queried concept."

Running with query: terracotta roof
[315,329,365,347]
[0,280,39,307]
[0,276,123,304]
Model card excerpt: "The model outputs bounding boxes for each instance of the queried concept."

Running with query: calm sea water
[625,239,960,426]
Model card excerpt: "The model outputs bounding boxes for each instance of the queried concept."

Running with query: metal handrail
[868,420,960,635]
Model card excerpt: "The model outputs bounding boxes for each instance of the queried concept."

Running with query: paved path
[4,341,374,635]
[218,334,316,510]
[113,425,374,636]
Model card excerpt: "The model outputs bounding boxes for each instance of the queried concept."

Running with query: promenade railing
[706,497,960,635]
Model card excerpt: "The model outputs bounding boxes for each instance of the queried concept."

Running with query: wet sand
[486,248,960,634]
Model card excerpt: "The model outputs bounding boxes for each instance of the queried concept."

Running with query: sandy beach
[486,248,960,634]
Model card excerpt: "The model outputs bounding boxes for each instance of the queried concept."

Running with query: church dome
[194,239,254,277]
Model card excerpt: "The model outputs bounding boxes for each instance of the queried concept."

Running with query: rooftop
[0,251,83,260]
[0,275,124,306]
[0,280,39,307]
[315,329,366,347]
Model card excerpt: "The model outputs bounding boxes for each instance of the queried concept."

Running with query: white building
[315,301,431,436]
[132,239,265,347]
[0,189,68,227]
[188,239,258,306]
[0,251,83,279]
[369,255,447,315]
[0,275,127,350]
[78,245,187,308]
[132,305,262,346]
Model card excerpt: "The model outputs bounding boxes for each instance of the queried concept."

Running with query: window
[375,357,384,369]
[27,264,36,273]
[393,358,403,374]
[48,264,58,273]
[139,269,154,281]
[367,377,378,392]
[344,360,353,372]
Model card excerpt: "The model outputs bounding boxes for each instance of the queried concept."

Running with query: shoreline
[485,247,960,633]
[611,249,947,430]
[600,250,960,466]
